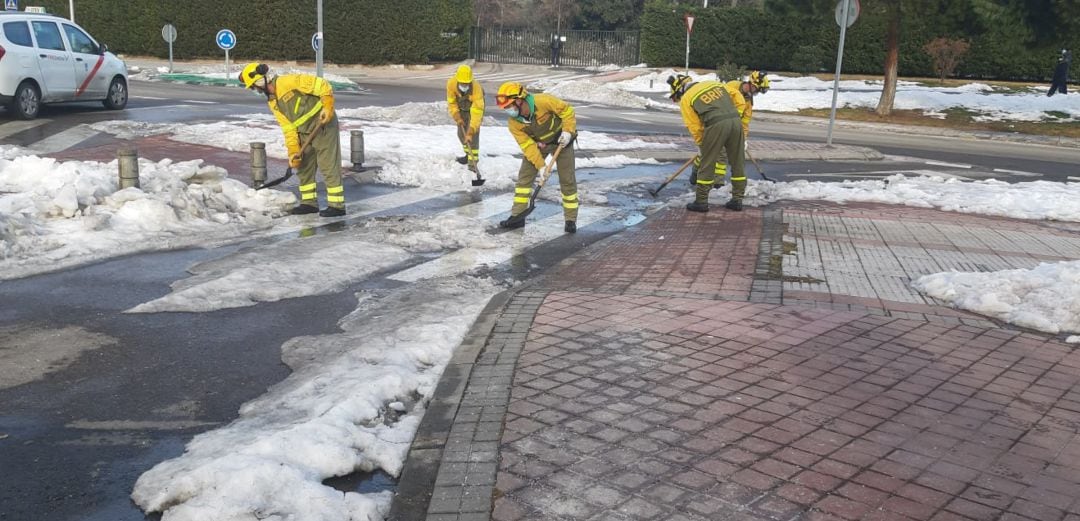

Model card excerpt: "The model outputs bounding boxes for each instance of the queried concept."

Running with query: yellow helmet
[239,62,269,89]
[495,82,526,108]
[455,64,472,84]
[667,74,692,101]
[749,70,770,92]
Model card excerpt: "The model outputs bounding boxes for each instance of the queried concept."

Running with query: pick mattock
[257,121,326,191]
[648,156,697,197]
[459,124,485,186]
[501,143,566,226]
[745,147,772,182]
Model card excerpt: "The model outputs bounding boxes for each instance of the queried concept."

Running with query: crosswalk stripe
[389,205,614,282]
[0,119,50,141]
[344,187,443,215]
[27,125,98,154]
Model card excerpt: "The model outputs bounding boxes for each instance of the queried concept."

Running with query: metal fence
[471,28,640,68]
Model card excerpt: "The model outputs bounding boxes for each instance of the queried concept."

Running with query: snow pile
[749,175,1080,222]
[0,148,294,280]
[338,102,500,127]
[613,68,720,94]
[541,80,669,110]
[914,260,1080,338]
[128,63,357,88]
[131,276,502,521]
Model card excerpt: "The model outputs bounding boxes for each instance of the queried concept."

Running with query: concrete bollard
[117,148,140,189]
[250,142,267,188]
[350,130,365,171]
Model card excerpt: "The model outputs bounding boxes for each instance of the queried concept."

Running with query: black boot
[498,215,525,229]
[319,206,346,217]
[290,204,319,215]
[686,201,709,213]
[564,221,576,233]
[456,155,468,165]
[725,199,743,211]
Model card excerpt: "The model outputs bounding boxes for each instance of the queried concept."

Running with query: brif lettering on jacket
[698,87,728,105]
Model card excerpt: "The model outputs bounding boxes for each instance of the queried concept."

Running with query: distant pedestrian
[494,82,579,232]
[550,35,562,67]
[447,64,484,172]
[691,70,770,189]
[239,63,345,217]
[669,74,748,212]
[1048,49,1071,97]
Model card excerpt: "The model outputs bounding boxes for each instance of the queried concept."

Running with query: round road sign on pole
[311,32,323,52]
[161,24,177,43]
[216,29,236,50]
[835,0,860,28]
[162,24,177,73]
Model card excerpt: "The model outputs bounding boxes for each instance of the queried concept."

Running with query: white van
[0,11,128,119]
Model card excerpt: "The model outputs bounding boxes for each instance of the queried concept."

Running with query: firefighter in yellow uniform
[239,62,345,217]
[447,64,484,172]
[669,74,746,212]
[690,71,769,198]
[495,82,579,233]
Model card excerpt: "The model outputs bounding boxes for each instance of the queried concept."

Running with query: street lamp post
[69,0,74,21]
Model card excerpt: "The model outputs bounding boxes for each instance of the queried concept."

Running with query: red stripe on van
[75,54,106,98]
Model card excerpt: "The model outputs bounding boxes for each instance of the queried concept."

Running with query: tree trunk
[875,0,900,116]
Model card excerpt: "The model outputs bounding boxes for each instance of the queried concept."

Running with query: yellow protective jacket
[269,74,335,157]
[678,81,745,146]
[507,93,576,169]
[446,78,484,134]
[723,80,753,137]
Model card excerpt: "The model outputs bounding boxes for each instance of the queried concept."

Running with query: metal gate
[471,28,640,68]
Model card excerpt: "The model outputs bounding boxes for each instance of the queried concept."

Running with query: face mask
[458,84,469,93]
[503,106,519,118]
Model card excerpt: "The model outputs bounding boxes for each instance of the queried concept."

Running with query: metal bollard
[117,148,140,189]
[250,142,267,188]
[350,130,365,171]
[650,79,654,89]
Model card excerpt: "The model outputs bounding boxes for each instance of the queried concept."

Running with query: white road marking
[181,99,215,104]
[389,205,614,282]
[0,119,50,141]
[131,95,168,100]
[924,160,972,169]
[992,168,1041,177]
[343,187,443,216]
[26,125,98,154]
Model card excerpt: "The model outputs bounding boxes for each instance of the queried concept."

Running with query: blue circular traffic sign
[311,32,323,52]
[216,29,236,50]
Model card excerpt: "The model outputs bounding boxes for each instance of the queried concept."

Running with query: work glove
[558,131,573,146]
[464,130,474,144]
[319,107,333,125]
[453,114,465,127]
[744,139,749,153]
[289,152,302,169]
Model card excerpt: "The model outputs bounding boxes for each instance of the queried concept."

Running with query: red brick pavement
[492,205,1080,521]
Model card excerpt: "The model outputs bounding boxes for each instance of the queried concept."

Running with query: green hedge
[28,0,471,64]
[640,1,1072,82]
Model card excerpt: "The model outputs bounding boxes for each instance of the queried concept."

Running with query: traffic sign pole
[162,24,177,73]
[216,29,237,81]
[827,0,858,146]
[316,0,324,77]
[684,14,695,73]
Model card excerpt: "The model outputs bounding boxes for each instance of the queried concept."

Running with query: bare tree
[875,0,900,116]
[923,37,970,84]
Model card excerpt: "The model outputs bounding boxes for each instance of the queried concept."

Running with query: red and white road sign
[685,14,695,35]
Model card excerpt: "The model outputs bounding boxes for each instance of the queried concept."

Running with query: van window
[62,24,97,54]
[2,21,33,47]
[31,21,65,51]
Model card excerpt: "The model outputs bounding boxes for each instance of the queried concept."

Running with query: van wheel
[102,77,127,110]
[10,82,41,120]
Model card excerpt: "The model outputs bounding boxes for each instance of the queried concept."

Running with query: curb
[388,288,518,521]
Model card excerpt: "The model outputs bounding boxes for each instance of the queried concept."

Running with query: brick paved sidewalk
[393,201,1080,521]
